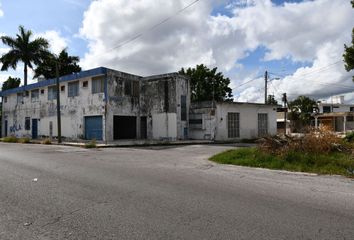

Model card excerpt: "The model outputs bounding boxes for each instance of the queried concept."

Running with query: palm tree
[34,48,81,79]
[0,25,50,86]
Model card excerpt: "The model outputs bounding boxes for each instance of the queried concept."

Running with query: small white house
[189,101,277,141]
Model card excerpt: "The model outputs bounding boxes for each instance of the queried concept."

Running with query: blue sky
[0,0,353,102]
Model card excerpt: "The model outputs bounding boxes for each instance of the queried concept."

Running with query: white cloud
[35,30,69,55]
[0,2,4,18]
[79,0,353,102]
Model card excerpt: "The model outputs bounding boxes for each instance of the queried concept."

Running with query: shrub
[1,136,19,143]
[85,139,97,148]
[42,139,52,145]
[345,131,354,142]
[258,126,343,155]
[18,137,31,144]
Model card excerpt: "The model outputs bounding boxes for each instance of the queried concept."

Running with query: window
[68,81,79,97]
[323,106,331,113]
[347,116,354,122]
[181,95,187,121]
[31,89,39,102]
[83,81,88,88]
[4,97,7,103]
[189,114,203,129]
[61,85,65,92]
[17,93,23,104]
[41,89,45,94]
[25,91,29,97]
[258,113,268,137]
[124,80,132,96]
[132,81,139,97]
[92,77,105,94]
[350,107,354,112]
[48,86,57,100]
[228,113,240,138]
[25,117,30,130]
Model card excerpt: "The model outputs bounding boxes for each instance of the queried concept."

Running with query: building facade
[0,67,190,142]
[189,101,277,141]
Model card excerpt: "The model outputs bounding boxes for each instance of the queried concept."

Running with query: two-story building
[0,67,190,142]
[314,96,354,132]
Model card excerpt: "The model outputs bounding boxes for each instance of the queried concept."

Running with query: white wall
[2,75,106,140]
[152,113,177,140]
[189,102,277,141]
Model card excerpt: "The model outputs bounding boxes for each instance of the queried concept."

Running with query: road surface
[0,143,353,239]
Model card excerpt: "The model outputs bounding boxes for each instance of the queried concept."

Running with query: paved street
[0,143,353,240]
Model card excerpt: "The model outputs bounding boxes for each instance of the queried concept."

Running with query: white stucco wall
[152,113,177,140]
[189,102,277,141]
[2,75,106,140]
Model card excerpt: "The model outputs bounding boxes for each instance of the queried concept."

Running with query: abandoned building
[189,101,277,140]
[0,67,190,142]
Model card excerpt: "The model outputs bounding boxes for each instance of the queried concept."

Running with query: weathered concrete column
[315,117,318,129]
[343,115,347,133]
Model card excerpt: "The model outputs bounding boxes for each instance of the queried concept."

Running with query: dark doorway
[32,119,38,139]
[4,120,8,137]
[140,116,147,139]
[114,116,137,140]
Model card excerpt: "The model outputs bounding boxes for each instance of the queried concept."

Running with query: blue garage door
[85,116,103,140]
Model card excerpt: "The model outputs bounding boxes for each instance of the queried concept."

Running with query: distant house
[189,101,277,141]
[314,96,354,132]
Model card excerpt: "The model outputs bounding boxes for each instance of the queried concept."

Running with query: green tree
[343,1,354,81]
[179,64,233,102]
[1,76,21,91]
[34,48,81,79]
[288,96,317,125]
[266,95,278,105]
[0,25,51,86]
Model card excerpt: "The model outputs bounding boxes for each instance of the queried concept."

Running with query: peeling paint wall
[1,68,190,142]
[2,75,106,140]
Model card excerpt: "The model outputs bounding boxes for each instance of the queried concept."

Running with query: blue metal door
[32,119,38,139]
[4,120,8,137]
[85,116,103,140]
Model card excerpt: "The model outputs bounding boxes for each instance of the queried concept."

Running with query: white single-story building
[189,101,277,141]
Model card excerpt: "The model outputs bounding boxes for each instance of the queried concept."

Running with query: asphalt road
[0,143,353,240]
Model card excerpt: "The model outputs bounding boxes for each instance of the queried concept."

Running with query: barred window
[132,81,139,97]
[68,81,79,97]
[25,117,30,130]
[258,113,268,137]
[124,80,132,96]
[17,93,23,104]
[92,77,105,94]
[227,112,240,138]
[31,89,39,102]
[181,95,187,121]
[48,86,57,100]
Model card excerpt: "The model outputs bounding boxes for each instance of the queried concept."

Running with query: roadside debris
[24,222,32,227]
[32,178,38,182]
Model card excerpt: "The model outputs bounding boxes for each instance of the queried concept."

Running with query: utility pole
[264,70,268,104]
[282,93,288,135]
[56,62,62,143]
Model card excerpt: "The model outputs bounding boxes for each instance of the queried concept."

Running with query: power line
[232,75,263,90]
[97,0,202,57]
[269,60,342,79]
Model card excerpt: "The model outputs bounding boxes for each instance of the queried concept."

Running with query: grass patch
[42,139,52,145]
[84,140,97,149]
[0,136,19,143]
[18,137,31,144]
[210,147,354,177]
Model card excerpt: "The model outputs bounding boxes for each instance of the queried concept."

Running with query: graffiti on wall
[10,120,22,133]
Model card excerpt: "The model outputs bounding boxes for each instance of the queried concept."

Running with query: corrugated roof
[0,67,107,97]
